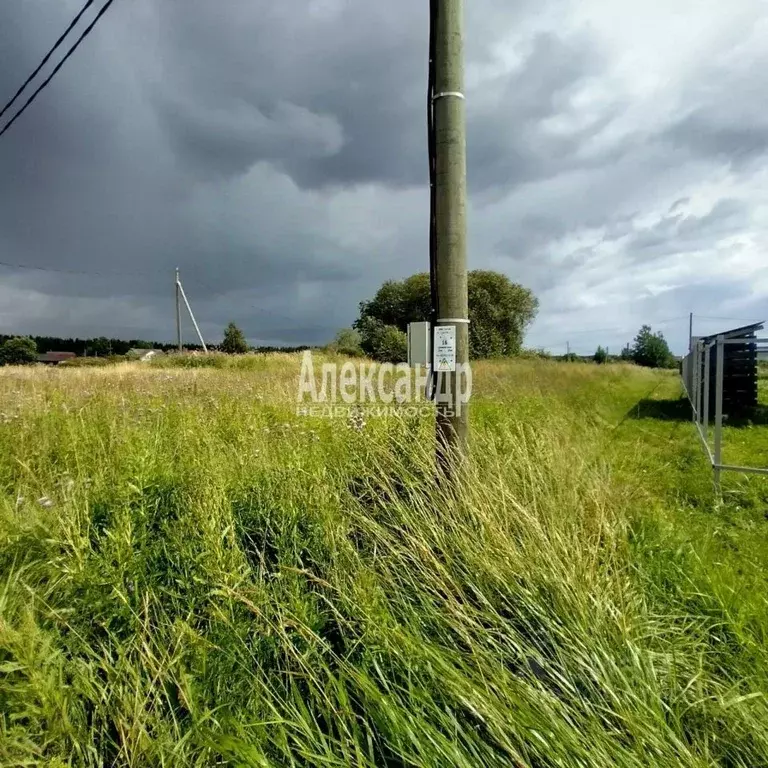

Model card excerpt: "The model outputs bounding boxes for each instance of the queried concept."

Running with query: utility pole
[175,267,182,352]
[566,341,570,356]
[433,0,469,463]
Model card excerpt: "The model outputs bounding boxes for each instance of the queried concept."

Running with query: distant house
[38,351,77,365]
[126,348,165,362]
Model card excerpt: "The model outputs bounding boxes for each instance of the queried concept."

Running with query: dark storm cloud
[0,0,765,348]
[0,0,586,344]
[660,41,768,169]
[149,0,568,192]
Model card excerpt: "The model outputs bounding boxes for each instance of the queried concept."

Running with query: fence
[681,333,768,487]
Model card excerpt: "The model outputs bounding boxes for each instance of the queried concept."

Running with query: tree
[619,344,633,361]
[89,337,111,357]
[355,271,538,360]
[594,345,608,365]
[221,322,249,354]
[631,325,674,369]
[0,336,37,365]
[332,328,363,357]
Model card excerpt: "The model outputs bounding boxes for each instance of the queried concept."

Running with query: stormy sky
[1,0,766,354]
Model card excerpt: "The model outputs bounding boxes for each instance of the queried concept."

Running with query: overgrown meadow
[1,355,768,766]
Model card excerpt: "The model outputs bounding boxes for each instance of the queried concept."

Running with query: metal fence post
[703,342,711,443]
[714,335,725,491]
[692,342,699,424]
[698,341,704,423]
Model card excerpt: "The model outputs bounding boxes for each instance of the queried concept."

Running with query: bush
[330,328,364,357]
[594,346,608,365]
[376,325,408,364]
[519,348,552,360]
[357,317,407,363]
[59,357,110,367]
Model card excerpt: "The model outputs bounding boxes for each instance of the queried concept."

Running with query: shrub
[331,328,364,357]
[59,357,110,367]
[357,317,407,363]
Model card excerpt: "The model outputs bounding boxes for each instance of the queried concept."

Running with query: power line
[0,0,97,123]
[694,315,764,324]
[0,0,117,139]
[0,259,144,278]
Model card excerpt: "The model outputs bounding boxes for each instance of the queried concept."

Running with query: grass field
[2,356,768,767]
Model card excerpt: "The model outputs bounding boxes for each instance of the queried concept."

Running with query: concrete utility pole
[433,0,469,461]
[175,267,182,352]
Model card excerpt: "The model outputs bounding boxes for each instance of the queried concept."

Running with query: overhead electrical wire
[0,0,97,123]
[0,0,117,139]
[0,258,145,278]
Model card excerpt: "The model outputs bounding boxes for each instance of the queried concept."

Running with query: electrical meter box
[407,321,431,367]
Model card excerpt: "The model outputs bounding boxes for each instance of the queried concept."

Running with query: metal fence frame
[682,335,768,487]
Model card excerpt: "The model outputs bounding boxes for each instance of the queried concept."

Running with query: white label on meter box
[434,325,456,372]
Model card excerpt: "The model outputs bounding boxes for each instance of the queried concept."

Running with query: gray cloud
[621,198,752,262]
[0,0,766,350]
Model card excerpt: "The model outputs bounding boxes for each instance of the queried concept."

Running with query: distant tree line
[579,325,677,369]
[0,326,315,366]
[0,335,184,356]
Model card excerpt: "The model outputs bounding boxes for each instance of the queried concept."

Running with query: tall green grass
[0,359,766,766]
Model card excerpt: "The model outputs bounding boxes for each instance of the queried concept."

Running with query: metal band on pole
[432,91,465,101]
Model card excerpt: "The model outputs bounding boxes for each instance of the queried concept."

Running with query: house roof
[698,321,765,343]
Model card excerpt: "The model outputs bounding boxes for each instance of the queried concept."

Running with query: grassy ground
[1,357,768,767]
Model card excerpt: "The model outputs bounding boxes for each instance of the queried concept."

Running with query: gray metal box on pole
[407,322,431,367]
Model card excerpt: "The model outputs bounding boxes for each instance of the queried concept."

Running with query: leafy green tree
[0,336,38,365]
[355,270,538,360]
[631,325,674,369]
[594,345,608,365]
[89,337,111,357]
[221,322,249,354]
[332,328,363,357]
